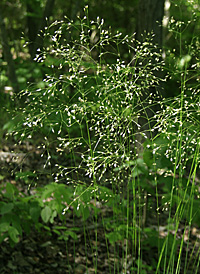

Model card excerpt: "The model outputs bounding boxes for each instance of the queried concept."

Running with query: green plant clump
[2,8,200,274]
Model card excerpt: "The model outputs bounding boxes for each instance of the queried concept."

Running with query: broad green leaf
[6,183,16,199]
[81,205,90,221]
[11,215,22,236]
[40,183,56,200]
[8,226,20,243]
[143,149,153,168]
[0,222,10,233]
[50,210,57,224]
[105,231,123,244]
[0,203,14,214]
[41,206,52,223]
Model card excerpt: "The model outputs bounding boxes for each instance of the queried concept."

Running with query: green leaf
[81,205,90,221]
[0,222,10,233]
[40,183,56,200]
[0,174,5,180]
[11,215,22,236]
[6,183,16,199]
[0,203,14,214]
[41,206,52,223]
[105,231,123,244]
[67,230,78,240]
[8,226,20,243]
[143,148,153,168]
[30,204,41,223]
[50,210,57,224]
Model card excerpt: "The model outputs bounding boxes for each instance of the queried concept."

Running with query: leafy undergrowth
[1,9,200,274]
[0,215,124,274]
[1,140,200,274]
[1,215,199,274]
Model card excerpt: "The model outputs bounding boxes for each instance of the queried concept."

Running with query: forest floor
[0,138,200,274]
[0,220,124,274]
[0,139,130,274]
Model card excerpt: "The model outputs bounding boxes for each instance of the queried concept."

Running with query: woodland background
[0,1,200,274]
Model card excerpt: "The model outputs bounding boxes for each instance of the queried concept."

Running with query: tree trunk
[135,0,165,153]
[137,0,165,46]
[26,0,41,57]
[31,0,55,58]
[0,11,19,93]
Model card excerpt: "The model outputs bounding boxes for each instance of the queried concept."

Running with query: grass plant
[1,5,200,273]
